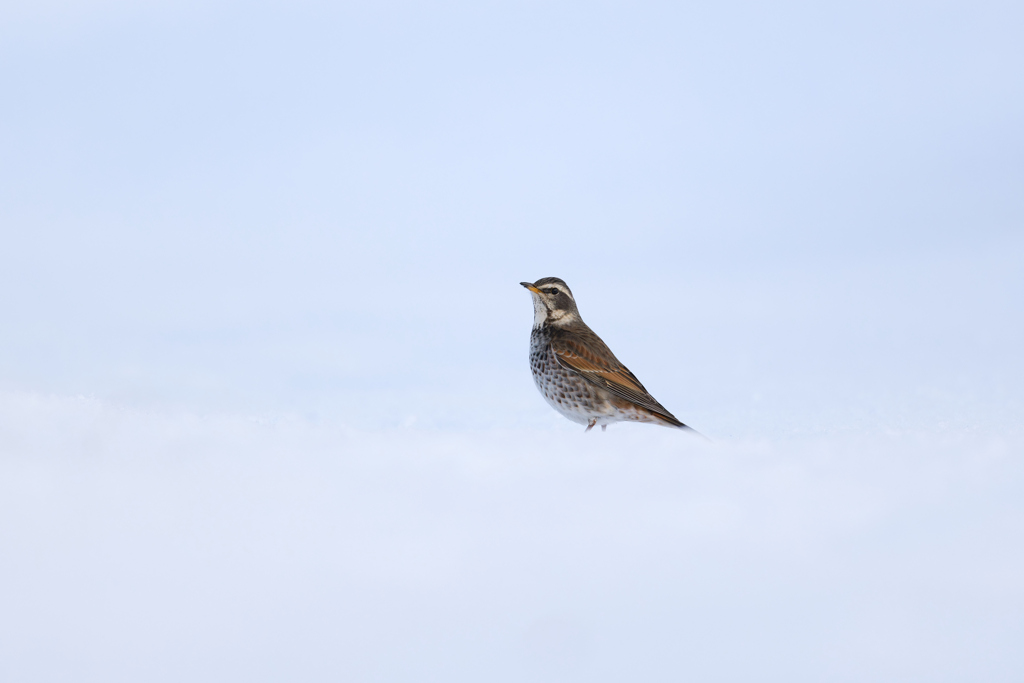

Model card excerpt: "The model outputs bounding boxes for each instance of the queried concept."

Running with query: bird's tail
[679,423,713,443]
[653,412,713,442]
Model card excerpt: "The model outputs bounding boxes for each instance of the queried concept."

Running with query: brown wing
[549,327,685,427]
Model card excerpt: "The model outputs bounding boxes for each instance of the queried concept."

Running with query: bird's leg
[601,424,607,432]
[585,419,597,432]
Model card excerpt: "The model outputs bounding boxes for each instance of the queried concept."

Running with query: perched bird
[521,277,700,434]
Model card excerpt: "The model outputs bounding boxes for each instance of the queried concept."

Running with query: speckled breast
[529,327,616,425]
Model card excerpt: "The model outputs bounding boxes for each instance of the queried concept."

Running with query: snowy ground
[2,392,1022,682]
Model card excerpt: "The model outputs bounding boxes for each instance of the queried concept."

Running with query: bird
[521,277,701,435]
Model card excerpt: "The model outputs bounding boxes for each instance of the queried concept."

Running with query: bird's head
[520,277,580,328]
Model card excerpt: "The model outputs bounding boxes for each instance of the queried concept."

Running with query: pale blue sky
[2,0,1021,433]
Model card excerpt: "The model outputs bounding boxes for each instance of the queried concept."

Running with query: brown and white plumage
[522,277,700,434]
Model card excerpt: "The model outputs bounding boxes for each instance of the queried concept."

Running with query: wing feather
[549,330,684,426]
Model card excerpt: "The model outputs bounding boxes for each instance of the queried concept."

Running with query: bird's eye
[546,288,558,295]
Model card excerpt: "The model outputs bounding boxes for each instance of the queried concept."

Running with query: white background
[1,1,1022,680]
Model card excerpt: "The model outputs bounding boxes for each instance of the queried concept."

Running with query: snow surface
[2,393,1022,682]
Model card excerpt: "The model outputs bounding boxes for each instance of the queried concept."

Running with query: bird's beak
[520,282,541,293]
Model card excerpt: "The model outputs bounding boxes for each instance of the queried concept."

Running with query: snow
[2,393,1022,681]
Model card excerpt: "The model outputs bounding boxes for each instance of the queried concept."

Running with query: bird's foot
[601,424,607,432]
[585,419,597,432]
